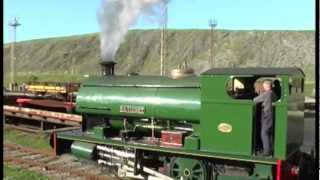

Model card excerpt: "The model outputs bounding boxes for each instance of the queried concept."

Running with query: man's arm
[253,93,265,104]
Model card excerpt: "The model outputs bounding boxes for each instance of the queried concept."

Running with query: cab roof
[202,67,305,77]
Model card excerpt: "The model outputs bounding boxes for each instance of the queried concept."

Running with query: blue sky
[4,0,315,43]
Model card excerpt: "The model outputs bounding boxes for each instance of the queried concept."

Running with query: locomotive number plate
[120,105,145,114]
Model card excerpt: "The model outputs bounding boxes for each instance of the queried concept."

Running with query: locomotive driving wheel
[170,157,208,180]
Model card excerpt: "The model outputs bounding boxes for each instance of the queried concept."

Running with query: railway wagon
[22,82,80,102]
[53,67,314,180]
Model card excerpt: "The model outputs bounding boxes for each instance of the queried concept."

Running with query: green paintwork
[92,126,106,139]
[216,173,272,180]
[71,141,95,160]
[216,176,251,180]
[272,75,305,160]
[200,75,254,156]
[253,164,274,179]
[216,176,256,180]
[65,135,275,179]
[74,68,305,160]
[58,132,278,165]
[63,68,306,179]
[184,135,200,150]
[109,119,124,129]
[272,76,288,160]
[199,72,304,160]
[76,76,200,122]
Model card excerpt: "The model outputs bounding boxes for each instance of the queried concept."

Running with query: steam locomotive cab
[54,67,313,180]
[200,68,304,160]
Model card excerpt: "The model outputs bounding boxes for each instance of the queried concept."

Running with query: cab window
[227,76,282,100]
[227,77,256,99]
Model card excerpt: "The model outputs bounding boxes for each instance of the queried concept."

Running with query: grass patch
[4,128,51,151]
[4,129,51,179]
[4,164,48,180]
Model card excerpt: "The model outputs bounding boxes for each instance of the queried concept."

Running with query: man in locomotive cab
[253,79,277,156]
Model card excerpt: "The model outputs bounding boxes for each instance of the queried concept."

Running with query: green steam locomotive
[53,62,314,180]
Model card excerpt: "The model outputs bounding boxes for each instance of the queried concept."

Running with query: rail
[4,143,117,180]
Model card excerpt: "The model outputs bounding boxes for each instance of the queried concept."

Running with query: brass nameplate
[120,105,145,114]
[217,123,232,133]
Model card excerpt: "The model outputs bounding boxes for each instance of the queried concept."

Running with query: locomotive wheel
[170,157,207,180]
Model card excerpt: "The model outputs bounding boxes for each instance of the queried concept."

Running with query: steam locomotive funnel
[100,61,116,76]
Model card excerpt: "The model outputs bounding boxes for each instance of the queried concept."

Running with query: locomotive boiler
[53,65,314,180]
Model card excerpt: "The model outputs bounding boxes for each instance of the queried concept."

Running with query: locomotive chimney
[100,61,116,76]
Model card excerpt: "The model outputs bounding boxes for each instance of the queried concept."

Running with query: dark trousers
[260,123,272,154]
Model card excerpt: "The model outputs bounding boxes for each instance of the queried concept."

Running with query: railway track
[4,143,119,180]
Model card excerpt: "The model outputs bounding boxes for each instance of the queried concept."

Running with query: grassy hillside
[4,30,315,85]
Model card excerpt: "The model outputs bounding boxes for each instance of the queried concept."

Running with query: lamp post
[8,17,21,87]
[160,1,168,76]
[208,19,217,67]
